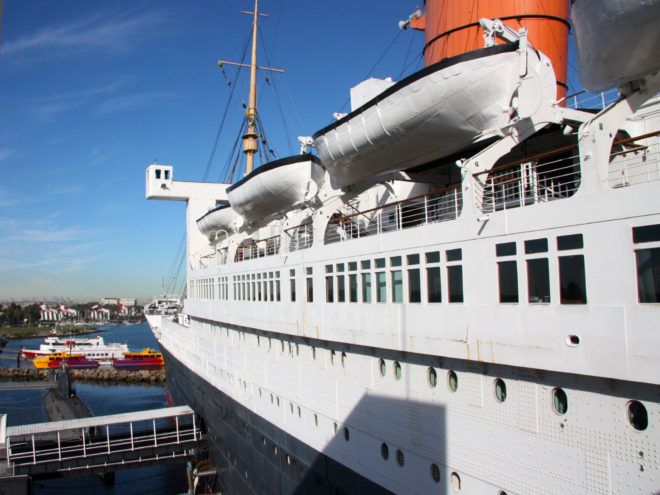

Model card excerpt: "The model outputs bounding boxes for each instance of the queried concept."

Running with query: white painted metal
[144,24,660,495]
[571,0,660,92]
[313,45,556,187]
[196,206,240,240]
[226,157,324,224]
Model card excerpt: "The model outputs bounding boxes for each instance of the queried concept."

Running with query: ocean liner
[145,0,660,493]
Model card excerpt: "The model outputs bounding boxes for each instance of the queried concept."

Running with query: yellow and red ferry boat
[33,352,99,369]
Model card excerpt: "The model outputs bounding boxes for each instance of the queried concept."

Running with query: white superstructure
[144,5,660,494]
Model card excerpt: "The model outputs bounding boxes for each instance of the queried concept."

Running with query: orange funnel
[415,0,570,101]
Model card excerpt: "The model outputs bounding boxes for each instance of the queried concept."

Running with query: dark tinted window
[636,248,660,302]
[527,259,550,303]
[446,249,462,262]
[559,255,587,304]
[496,242,516,257]
[633,225,660,244]
[447,265,464,303]
[557,234,583,251]
[525,238,548,254]
[498,261,519,303]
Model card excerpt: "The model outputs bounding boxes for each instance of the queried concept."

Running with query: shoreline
[0,321,144,341]
[0,366,166,384]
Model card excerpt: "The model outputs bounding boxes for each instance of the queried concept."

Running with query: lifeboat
[226,154,324,224]
[196,206,240,240]
[113,349,165,368]
[33,352,99,369]
[571,0,660,92]
[312,42,556,187]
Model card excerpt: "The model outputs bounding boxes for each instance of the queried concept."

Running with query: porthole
[379,359,386,377]
[261,436,266,446]
[292,458,297,469]
[273,445,278,456]
[281,340,284,352]
[270,393,273,404]
[297,406,301,418]
[430,463,440,483]
[330,350,335,365]
[447,371,458,392]
[494,378,507,402]
[334,422,338,435]
[290,403,294,414]
[450,472,461,492]
[314,414,318,426]
[258,387,262,397]
[498,491,508,495]
[394,361,402,380]
[295,343,299,356]
[341,351,347,368]
[343,427,350,441]
[276,397,280,407]
[381,443,389,460]
[286,454,291,465]
[628,400,648,431]
[312,347,316,360]
[396,449,405,467]
[552,388,568,415]
[428,367,437,388]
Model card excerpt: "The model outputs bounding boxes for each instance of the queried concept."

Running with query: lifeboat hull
[226,155,324,224]
[196,206,239,240]
[572,0,660,92]
[312,43,554,187]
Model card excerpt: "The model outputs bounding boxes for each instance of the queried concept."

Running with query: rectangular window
[269,280,274,301]
[337,275,345,302]
[557,234,583,251]
[375,258,386,269]
[635,248,660,302]
[349,274,358,302]
[426,251,440,263]
[527,258,550,303]
[306,267,313,302]
[348,261,357,271]
[362,273,372,302]
[498,261,519,303]
[496,242,516,257]
[407,253,420,265]
[326,276,334,302]
[408,269,421,302]
[559,255,587,304]
[361,260,371,270]
[391,270,403,303]
[447,265,464,303]
[633,224,660,244]
[336,263,345,272]
[376,272,387,302]
[427,267,442,303]
[390,256,402,267]
[525,238,548,254]
[446,249,462,262]
[290,274,296,302]
[276,280,281,301]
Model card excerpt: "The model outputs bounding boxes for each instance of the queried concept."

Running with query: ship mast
[244,0,260,175]
[218,0,284,176]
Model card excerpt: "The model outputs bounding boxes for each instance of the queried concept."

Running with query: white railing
[474,153,581,214]
[608,137,660,188]
[235,236,281,262]
[564,88,620,110]
[286,222,313,253]
[324,186,461,244]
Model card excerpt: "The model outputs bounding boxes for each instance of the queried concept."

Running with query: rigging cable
[337,29,404,115]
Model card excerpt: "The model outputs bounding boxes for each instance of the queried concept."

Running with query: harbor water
[0,322,189,495]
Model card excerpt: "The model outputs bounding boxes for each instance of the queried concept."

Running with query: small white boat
[312,42,556,187]
[226,154,324,224]
[196,205,240,240]
[571,0,660,92]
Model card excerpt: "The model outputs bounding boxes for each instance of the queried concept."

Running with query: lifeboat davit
[312,42,556,187]
[226,154,324,224]
[571,0,660,92]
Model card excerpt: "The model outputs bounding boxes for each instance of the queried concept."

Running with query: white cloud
[2,10,171,65]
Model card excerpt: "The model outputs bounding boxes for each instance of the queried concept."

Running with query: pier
[0,406,203,493]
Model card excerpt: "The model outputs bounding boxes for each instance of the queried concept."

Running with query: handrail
[328,183,461,224]
[473,129,660,178]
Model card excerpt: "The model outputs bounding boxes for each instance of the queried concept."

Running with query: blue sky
[0,1,583,303]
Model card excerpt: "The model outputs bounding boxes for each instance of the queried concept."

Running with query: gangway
[1,406,203,478]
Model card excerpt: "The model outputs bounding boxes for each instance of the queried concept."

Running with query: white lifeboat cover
[226,155,324,224]
[572,0,660,92]
[196,206,239,239]
[312,43,555,187]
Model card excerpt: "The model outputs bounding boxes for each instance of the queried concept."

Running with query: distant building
[39,303,78,322]
[102,297,137,307]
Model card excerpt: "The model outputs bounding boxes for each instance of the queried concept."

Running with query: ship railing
[473,130,660,213]
[473,152,581,213]
[563,88,620,110]
[324,185,461,245]
[234,235,281,263]
[285,221,313,253]
[608,137,660,187]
